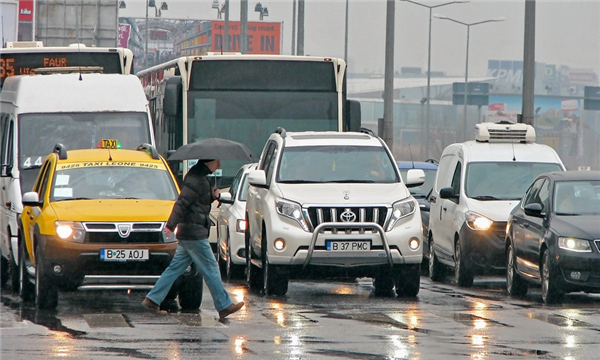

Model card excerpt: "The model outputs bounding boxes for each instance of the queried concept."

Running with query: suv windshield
[51,166,178,201]
[278,145,399,183]
[466,162,563,200]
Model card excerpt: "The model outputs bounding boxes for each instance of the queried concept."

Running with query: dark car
[397,159,438,269]
[505,171,600,303]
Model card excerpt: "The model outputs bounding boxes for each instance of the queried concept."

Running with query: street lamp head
[255,2,263,12]
[433,14,448,20]
[212,0,220,9]
[160,2,168,11]
[148,0,156,8]
[118,1,126,9]
[492,16,506,22]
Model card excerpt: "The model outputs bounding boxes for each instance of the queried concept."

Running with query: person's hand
[212,186,220,200]
[163,227,173,237]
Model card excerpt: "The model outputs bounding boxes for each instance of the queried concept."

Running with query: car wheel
[18,242,34,301]
[373,268,395,297]
[0,255,8,287]
[506,242,527,297]
[541,249,564,304]
[428,235,446,282]
[246,222,263,292]
[262,230,288,296]
[10,252,19,293]
[34,245,58,310]
[395,264,420,297]
[454,238,474,287]
[178,265,203,310]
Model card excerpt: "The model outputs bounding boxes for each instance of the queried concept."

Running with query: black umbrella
[167,137,257,162]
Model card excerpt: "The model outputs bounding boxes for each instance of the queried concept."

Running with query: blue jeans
[146,239,233,312]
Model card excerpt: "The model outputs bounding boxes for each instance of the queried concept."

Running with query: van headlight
[558,237,592,252]
[386,199,416,231]
[55,221,85,243]
[276,198,310,232]
[465,211,493,231]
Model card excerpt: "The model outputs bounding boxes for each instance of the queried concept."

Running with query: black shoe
[218,301,245,319]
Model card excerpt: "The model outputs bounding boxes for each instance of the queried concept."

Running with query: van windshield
[18,112,152,171]
[465,162,563,200]
[278,145,399,183]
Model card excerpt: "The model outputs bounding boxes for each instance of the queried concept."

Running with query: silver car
[217,163,257,279]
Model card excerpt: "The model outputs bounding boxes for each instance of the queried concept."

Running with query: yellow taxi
[18,141,202,310]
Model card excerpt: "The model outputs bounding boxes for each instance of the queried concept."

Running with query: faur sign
[19,0,33,21]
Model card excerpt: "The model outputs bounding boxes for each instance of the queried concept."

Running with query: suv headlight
[276,198,310,232]
[386,199,416,231]
[465,211,493,231]
[55,221,85,243]
[558,237,592,252]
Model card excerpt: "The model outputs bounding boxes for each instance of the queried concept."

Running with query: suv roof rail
[275,127,287,138]
[54,143,68,160]
[359,127,375,136]
[136,143,160,160]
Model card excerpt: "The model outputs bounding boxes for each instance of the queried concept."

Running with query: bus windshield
[187,60,339,186]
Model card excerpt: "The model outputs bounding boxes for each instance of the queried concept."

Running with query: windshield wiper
[471,195,499,200]
[22,165,43,170]
[279,180,322,184]
[54,197,92,201]
[329,179,377,183]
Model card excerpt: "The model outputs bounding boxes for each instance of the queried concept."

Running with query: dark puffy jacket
[165,162,216,240]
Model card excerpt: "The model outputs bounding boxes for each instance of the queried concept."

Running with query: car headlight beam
[386,199,417,231]
[55,221,85,243]
[275,198,310,232]
[558,237,592,252]
[465,211,493,231]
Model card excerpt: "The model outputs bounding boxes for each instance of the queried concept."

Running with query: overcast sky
[120,0,600,77]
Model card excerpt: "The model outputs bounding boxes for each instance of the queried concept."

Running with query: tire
[35,246,58,310]
[506,242,527,297]
[178,265,203,310]
[18,242,34,301]
[373,268,395,297]
[541,249,564,304]
[395,264,420,297]
[428,236,446,282]
[262,229,287,296]
[10,253,19,293]
[1,256,7,287]
[454,238,474,287]
[246,224,263,292]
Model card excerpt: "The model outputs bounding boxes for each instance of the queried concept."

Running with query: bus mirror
[164,76,182,117]
[346,99,361,132]
[0,164,13,178]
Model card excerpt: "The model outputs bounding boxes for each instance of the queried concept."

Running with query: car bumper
[229,228,247,266]
[459,222,507,273]
[557,250,600,290]
[262,214,423,268]
[38,235,177,288]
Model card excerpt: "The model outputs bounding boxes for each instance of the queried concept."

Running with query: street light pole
[145,0,149,68]
[434,15,504,141]
[400,0,468,158]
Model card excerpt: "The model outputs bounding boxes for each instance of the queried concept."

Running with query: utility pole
[383,0,395,148]
[240,0,248,53]
[291,0,296,55]
[521,0,536,125]
[297,0,304,55]
[224,0,230,52]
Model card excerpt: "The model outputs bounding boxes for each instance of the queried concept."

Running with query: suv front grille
[306,206,388,230]
[83,222,165,244]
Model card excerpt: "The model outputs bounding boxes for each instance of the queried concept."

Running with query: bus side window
[0,116,14,176]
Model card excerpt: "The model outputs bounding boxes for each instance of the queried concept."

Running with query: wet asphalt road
[2,274,600,360]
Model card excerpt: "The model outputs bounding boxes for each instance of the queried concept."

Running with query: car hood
[50,200,174,222]
[465,199,520,222]
[551,215,600,240]
[275,183,411,205]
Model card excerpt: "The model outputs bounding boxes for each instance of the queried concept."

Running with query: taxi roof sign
[97,139,122,149]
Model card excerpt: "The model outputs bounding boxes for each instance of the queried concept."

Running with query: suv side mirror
[248,170,267,188]
[523,203,543,217]
[22,191,43,207]
[405,169,425,188]
[219,192,234,204]
[439,187,458,200]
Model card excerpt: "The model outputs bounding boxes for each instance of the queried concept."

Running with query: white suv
[245,128,425,297]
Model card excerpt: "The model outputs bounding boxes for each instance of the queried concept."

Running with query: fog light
[237,248,246,258]
[53,265,63,274]
[408,237,420,250]
[571,271,581,280]
[274,238,285,251]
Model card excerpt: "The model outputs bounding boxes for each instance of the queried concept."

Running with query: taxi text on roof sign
[56,162,165,170]
[97,139,122,149]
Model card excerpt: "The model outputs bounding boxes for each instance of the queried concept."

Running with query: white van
[427,121,565,287]
[0,72,155,288]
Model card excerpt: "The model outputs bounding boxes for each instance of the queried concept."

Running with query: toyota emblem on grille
[340,208,356,222]
[118,224,132,238]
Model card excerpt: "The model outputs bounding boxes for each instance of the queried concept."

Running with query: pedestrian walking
[142,159,244,319]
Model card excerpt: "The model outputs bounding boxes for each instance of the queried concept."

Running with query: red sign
[118,23,131,48]
[488,103,505,111]
[211,21,281,54]
[19,0,34,21]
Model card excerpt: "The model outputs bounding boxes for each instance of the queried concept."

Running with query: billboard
[211,21,281,54]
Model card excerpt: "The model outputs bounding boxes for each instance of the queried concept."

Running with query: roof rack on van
[54,143,68,160]
[33,66,104,75]
[5,41,43,48]
[274,127,287,138]
[359,127,375,136]
[475,121,535,143]
[136,143,160,160]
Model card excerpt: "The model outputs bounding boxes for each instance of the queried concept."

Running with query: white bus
[137,54,361,251]
[0,42,134,89]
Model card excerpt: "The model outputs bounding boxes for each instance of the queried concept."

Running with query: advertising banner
[118,23,131,48]
[19,0,33,21]
[211,21,281,54]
